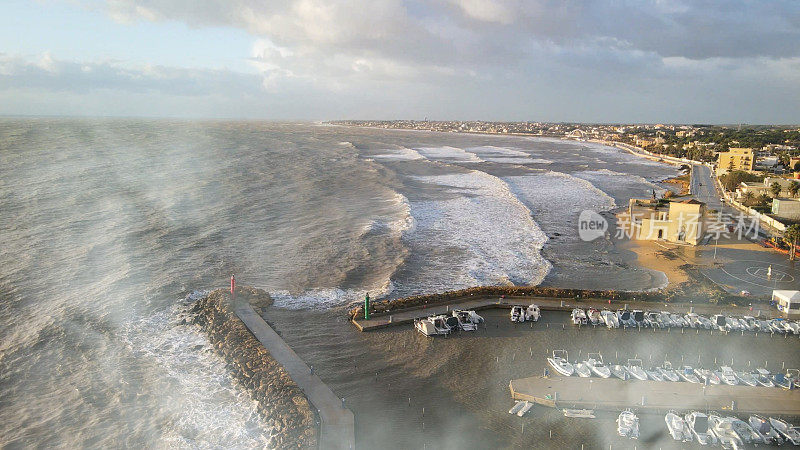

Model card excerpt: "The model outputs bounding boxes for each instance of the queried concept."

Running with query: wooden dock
[510,376,800,416]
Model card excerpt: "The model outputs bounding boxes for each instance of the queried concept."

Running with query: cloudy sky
[1,0,799,123]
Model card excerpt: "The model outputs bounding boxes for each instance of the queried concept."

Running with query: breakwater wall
[349,285,747,319]
[191,288,317,449]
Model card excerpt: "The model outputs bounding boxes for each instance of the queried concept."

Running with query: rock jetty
[191,287,317,449]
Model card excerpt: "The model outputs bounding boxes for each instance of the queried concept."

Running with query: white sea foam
[121,298,269,447]
[406,170,551,289]
[371,147,426,161]
[466,146,553,164]
[271,280,395,309]
[415,146,484,162]
[573,169,668,199]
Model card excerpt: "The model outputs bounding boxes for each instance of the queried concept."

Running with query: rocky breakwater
[191,287,317,449]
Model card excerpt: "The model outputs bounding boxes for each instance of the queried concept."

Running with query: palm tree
[789,181,800,198]
[771,182,782,198]
[785,224,800,261]
[742,191,754,206]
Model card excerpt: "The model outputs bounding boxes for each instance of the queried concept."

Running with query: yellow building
[716,147,754,176]
[628,198,706,245]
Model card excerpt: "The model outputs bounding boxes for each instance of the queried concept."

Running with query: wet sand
[267,307,800,449]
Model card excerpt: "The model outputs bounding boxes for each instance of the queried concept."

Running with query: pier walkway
[351,295,782,331]
[510,376,800,416]
[234,295,355,449]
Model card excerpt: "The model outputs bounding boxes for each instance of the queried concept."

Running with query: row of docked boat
[414,310,484,336]
[617,408,800,447]
[546,350,799,388]
[569,307,800,334]
[509,304,540,323]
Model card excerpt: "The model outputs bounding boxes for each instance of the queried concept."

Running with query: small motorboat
[625,359,648,381]
[754,368,774,387]
[584,353,611,378]
[645,367,663,381]
[724,317,742,332]
[617,309,636,328]
[508,401,525,415]
[600,309,619,328]
[452,310,481,331]
[773,372,792,389]
[510,305,526,323]
[709,415,744,450]
[728,416,761,444]
[525,304,540,322]
[769,318,789,334]
[547,350,575,377]
[617,409,639,439]
[586,308,602,325]
[645,311,663,328]
[785,320,800,334]
[695,368,721,385]
[696,315,714,329]
[564,409,595,418]
[749,415,783,445]
[787,368,800,388]
[414,315,452,336]
[570,308,588,325]
[718,366,738,385]
[734,370,758,387]
[659,311,676,327]
[574,361,592,378]
[516,401,534,417]
[657,361,680,382]
[741,316,760,332]
[757,319,773,332]
[665,411,693,442]
[685,411,717,446]
[769,417,800,445]
[632,310,647,327]
[669,313,688,328]
[684,312,701,328]
[711,314,727,332]
[678,365,701,383]
[610,364,628,380]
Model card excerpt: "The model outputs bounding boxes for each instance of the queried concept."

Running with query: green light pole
[364,293,370,320]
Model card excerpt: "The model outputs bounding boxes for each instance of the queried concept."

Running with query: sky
[1,0,799,123]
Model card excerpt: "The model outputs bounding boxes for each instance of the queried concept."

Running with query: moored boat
[685,411,717,446]
[547,350,575,377]
[657,361,680,382]
[678,365,701,383]
[665,411,693,442]
[584,353,611,378]
[625,359,648,381]
[617,409,639,439]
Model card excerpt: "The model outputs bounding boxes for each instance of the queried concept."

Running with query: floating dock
[510,376,800,416]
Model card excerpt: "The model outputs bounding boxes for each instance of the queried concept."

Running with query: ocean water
[0,119,678,447]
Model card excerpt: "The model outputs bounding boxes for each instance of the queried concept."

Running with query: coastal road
[690,164,723,211]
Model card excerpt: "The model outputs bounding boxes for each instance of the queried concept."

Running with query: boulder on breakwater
[191,288,317,449]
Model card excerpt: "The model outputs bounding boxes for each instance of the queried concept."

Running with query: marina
[510,375,800,416]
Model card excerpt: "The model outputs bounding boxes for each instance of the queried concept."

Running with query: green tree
[771,182,782,198]
[742,191,755,206]
[789,181,800,198]
[785,224,800,261]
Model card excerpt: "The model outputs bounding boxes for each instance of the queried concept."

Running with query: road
[689,164,723,211]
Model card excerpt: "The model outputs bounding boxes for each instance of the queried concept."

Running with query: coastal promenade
[234,295,355,449]
[510,376,800,416]
[351,295,783,331]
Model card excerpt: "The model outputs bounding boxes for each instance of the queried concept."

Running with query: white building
[772,290,800,317]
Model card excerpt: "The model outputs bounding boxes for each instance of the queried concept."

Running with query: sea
[0,119,682,447]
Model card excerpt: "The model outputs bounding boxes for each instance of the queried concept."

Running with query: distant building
[716,147,754,176]
[772,198,800,220]
[790,157,800,173]
[772,290,800,317]
[628,198,706,245]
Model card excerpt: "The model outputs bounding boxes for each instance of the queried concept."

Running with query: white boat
[645,368,663,381]
[754,368,774,387]
[711,314,727,331]
[757,319,772,332]
[728,416,761,444]
[769,318,789,333]
[749,415,783,445]
[657,361,680,382]
[452,310,481,331]
[741,316,760,332]
[570,308,587,325]
[586,308,602,325]
[564,408,595,418]
[609,364,628,380]
[669,313,688,328]
[769,417,800,445]
[684,312,701,328]
[709,415,744,450]
[617,409,639,439]
[785,320,800,334]
[625,359,648,381]
[414,315,452,336]
[678,365,701,383]
[734,370,758,387]
[508,401,525,415]
[525,304,540,322]
[774,372,793,389]
[685,411,717,446]
[724,317,742,332]
[516,401,534,417]
[631,310,646,327]
[645,311,663,328]
[584,353,611,378]
[600,309,619,328]
[617,309,636,328]
[719,366,738,385]
[510,305,526,323]
[696,315,714,329]
[695,368,721,385]
[574,361,591,378]
[665,411,693,442]
[547,350,575,377]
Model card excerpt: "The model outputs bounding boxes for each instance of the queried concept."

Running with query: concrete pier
[510,376,800,416]
[235,295,355,449]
